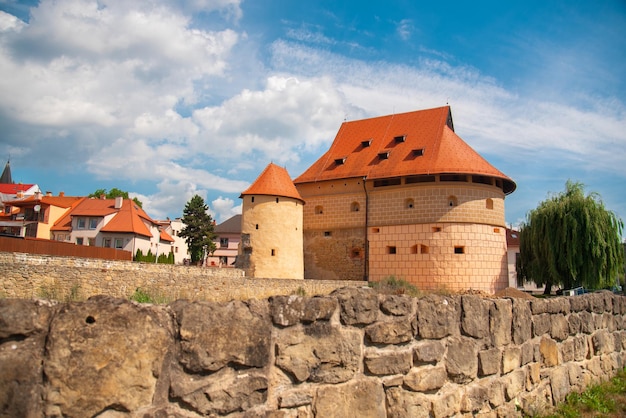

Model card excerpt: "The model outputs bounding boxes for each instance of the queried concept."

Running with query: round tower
[237,163,304,279]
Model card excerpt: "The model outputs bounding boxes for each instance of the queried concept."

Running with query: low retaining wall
[1,288,625,417]
[0,252,364,302]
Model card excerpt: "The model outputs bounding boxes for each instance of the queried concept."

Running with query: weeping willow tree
[518,181,623,294]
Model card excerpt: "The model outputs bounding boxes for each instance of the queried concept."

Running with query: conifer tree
[518,181,623,294]
[179,195,217,264]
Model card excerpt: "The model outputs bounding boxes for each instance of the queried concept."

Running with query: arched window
[486,198,494,210]
[351,202,360,212]
[448,196,458,207]
[405,198,414,209]
[315,205,323,214]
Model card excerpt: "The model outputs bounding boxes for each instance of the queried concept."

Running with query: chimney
[46,191,52,197]
[115,196,123,209]
[35,191,42,200]
[100,194,106,200]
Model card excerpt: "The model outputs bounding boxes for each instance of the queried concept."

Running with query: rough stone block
[502,346,521,374]
[550,314,569,341]
[446,336,478,383]
[512,298,532,344]
[478,348,501,376]
[549,365,571,404]
[364,350,412,376]
[279,390,313,408]
[403,365,447,392]
[539,336,559,367]
[380,294,415,316]
[174,299,271,372]
[579,310,595,334]
[489,299,512,346]
[270,295,337,326]
[417,294,460,339]
[333,287,379,325]
[517,381,552,417]
[592,329,614,355]
[520,341,535,366]
[569,295,589,312]
[431,387,461,418]
[504,369,526,401]
[413,340,445,365]
[313,378,385,418]
[533,313,551,337]
[365,317,416,344]
[275,322,361,384]
[385,387,432,418]
[460,380,491,413]
[568,313,582,335]
[487,379,506,408]
[461,295,490,339]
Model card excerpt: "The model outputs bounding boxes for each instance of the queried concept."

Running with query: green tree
[89,188,143,208]
[518,181,623,294]
[179,195,217,264]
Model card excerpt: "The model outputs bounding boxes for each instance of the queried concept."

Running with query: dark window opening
[271,249,276,256]
[378,151,390,160]
[432,227,442,233]
[351,248,362,258]
[276,198,279,203]
[472,175,492,185]
[448,196,458,207]
[387,246,397,255]
[361,139,372,147]
[412,148,425,157]
[410,245,418,254]
[421,245,429,254]
[255,224,259,230]
[372,227,380,233]
[405,198,414,209]
[334,157,346,165]
[324,231,332,237]
[405,175,436,184]
[394,135,406,143]
[440,174,468,182]
[251,196,255,203]
[454,246,465,254]
[373,178,401,187]
[315,206,323,214]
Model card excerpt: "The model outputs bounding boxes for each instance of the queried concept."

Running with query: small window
[351,202,360,212]
[378,151,390,160]
[454,246,465,254]
[448,196,458,207]
[372,227,380,233]
[77,218,86,229]
[412,148,425,157]
[361,139,372,147]
[175,246,178,253]
[315,205,324,214]
[256,224,259,230]
[324,231,332,237]
[276,198,279,203]
[88,238,95,246]
[387,246,397,255]
[420,244,429,254]
[76,237,84,245]
[334,157,346,165]
[350,248,362,258]
[89,218,98,229]
[410,244,418,254]
[103,238,111,247]
[394,135,406,143]
[405,198,414,209]
[251,196,255,203]
[486,198,494,210]
[114,238,123,249]
[432,227,442,233]
[220,238,229,248]
[493,228,500,233]
[271,249,276,256]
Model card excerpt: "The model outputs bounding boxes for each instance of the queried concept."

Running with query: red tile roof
[159,229,175,243]
[240,163,304,203]
[0,183,35,194]
[52,198,156,237]
[294,106,515,194]
[8,195,83,208]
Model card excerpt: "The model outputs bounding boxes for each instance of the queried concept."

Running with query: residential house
[51,196,175,257]
[155,218,190,264]
[506,228,545,294]
[208,214,241,267]
[0,160,42,235]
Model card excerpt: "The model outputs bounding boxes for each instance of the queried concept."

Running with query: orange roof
[160,229,175,243]
[240,163,305,203]
[52,198,156,237]
[294,106,516,194]
[8,195,82,208]
[0,183,35,194]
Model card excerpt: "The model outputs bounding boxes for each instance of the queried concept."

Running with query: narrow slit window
[454,246,465,254]
[387,246,397,255]
[271,249,276,256]
[486,198,494,210]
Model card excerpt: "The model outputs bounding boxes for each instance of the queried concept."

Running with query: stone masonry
[1,288,625,417]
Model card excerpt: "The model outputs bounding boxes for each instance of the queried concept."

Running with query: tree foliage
[89,188,143,208]
[518,181,623,293]
[179,195,216,264]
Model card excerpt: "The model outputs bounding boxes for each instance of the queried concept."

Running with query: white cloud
[210,196,242,223]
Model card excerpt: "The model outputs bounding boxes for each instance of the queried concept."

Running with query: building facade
[292,106,516,293]
[208,214,241,267]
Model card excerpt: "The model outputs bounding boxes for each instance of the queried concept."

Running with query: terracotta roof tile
[160,229,175,243]
[241,163,304,203]
[294,106,515,194]
[0,184,35,194]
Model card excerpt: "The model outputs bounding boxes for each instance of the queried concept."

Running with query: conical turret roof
[0,160,12,184]
[240,163,304,203]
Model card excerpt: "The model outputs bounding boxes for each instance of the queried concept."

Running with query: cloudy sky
[1,0,624,230]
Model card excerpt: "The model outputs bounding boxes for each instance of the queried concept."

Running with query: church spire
[0,160,12,184]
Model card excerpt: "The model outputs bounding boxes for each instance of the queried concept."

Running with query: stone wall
[0,252,363,302]
[1,288,625,417]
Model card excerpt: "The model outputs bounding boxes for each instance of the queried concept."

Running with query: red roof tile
[241,163,304,203]
[160,229,175,243]
[294,106,515,194]
[0,183,35,194]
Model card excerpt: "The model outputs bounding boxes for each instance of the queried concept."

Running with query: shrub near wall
[1,288,625,417]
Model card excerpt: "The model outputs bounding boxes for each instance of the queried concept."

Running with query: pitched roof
[8,194,82,208]
[159,229,175,243]
[214,214,242,234]
[0,160,12,184]
[240,163,305,203]
[0,183,36,195]
[294,106,516,194]
[52,198,156,237]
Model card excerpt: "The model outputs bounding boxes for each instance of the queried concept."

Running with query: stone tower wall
[241,194,304,279]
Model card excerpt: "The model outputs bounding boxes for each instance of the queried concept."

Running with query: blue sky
[0,0,624,233]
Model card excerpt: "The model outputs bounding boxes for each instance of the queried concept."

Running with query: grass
[368,275,420,297]
[540,369,626,418]
[128,287,171,304]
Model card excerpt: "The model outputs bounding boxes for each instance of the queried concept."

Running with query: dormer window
[412,148,425,157]
[334,157,347,165]
[361,139,372,147]
[378,151,390,160]
[394,135,406,143]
